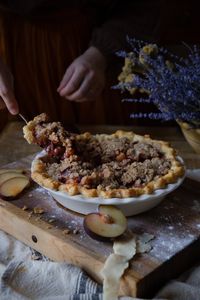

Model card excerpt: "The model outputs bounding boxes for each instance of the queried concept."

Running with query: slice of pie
[23,113,185,198]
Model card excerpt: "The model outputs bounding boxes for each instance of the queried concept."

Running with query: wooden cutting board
[0,155,200,298]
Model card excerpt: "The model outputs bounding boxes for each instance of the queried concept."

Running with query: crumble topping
[34,117,171,189]
[23,114,184,196]
[42,133,171,189]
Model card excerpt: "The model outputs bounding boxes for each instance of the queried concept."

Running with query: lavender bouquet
[114,38,200,128]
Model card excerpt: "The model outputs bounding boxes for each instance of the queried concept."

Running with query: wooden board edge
[136,239,200,297]
[0,199,103,281]
[0,199,140,297]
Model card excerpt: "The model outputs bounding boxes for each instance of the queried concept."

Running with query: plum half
[84,205,127,241]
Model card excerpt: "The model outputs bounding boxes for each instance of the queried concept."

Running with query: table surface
[0,121,200,298]
[0,121,200,169]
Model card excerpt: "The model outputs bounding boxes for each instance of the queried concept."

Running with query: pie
[23,113,185,198]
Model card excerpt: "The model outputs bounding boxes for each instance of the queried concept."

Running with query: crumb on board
[31,254,41,260]
[48,219,55,223]
[62,229,70,235]
[22,205,28,211]
[73,229,79,235]
[28,211,33,219]
[33,207,45,214]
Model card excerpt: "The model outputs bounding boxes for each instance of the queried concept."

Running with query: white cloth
[0,231,102,300]
[0,170,200,300]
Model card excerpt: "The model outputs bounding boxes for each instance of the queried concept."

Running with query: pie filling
[26,114,174,191]
[47,139,171,190]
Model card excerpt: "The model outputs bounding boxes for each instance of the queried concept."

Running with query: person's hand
[0,58,19,115]
[57,46,106,102]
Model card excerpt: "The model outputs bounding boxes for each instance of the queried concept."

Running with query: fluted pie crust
[23,114,185,198]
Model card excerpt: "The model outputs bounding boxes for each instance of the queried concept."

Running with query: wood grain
[0,156,200,297]
[0,199,103,283]
[0,122,200,297]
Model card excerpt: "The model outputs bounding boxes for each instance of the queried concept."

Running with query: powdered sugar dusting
[8,162,200,264]
[151,232,196,261]
[12,182,112,256]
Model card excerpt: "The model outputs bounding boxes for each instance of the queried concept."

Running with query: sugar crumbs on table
[22,205,28,211]
[48,219,55,223]
[62,229,70,235]
[73,229,79,235]
[28,211,33,219]
[33,207,45,214]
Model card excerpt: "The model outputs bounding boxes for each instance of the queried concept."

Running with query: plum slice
[0,176,30,199]
[84,205,127,241]
[0,169,25,175]
[0,172,27,186]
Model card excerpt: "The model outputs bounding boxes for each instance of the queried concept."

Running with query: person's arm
[57,46,106,102]
[57,0,161,103]
[0,58,19,114]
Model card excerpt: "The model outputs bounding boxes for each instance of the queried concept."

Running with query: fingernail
[10,106,19,115]
[11,110,18,115]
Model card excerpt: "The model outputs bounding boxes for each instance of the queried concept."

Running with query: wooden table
[0,121,200,297]
[0,121,200,168]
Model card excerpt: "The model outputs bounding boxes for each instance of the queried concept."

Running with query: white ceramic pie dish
[32,152,185,216]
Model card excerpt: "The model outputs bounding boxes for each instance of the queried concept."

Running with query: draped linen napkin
[0,170,200,300]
